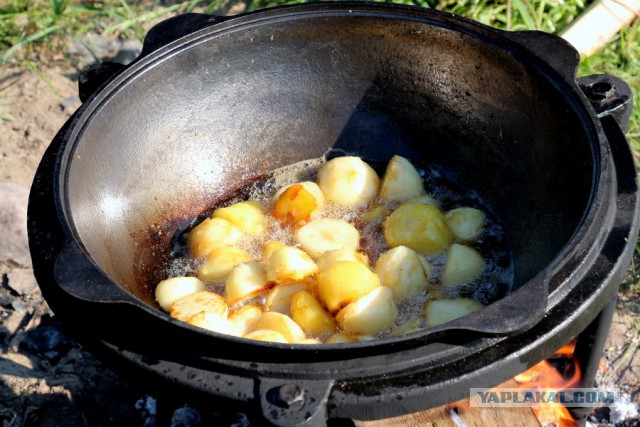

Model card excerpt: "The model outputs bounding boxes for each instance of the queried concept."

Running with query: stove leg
[569,295,617,423]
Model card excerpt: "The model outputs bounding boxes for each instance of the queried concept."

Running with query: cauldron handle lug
[140,13,228,57]
[500,30,580,83]
[53,238,139,305]
[258,378,333,426]
[578,74,634,132]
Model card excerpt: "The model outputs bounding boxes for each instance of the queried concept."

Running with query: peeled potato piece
[262,240,288,261]
[296,218,360,259]
[361,205,391,224]
[265,282,309,314]
[316,248,368,271]
[197,246,252,282]
[336,286,397,335]
[389,316,424,337]
[290,291,337,336]
[446,207,486,242]
[379,155,424,203]
[326,333,375,343]
[442,243,485,285]
[317,156,380,209]
[187,311,240,336]
[188,217,244,259]
[155,276,205,311]
[244,329,289,343]
[424,298,484,327]
[408,194,439,206]
[265,246,318,283]
[170,290,228,322]
[225,262,269,306]
[252,312,306,343]
[384,202,453,255]
[272,181,325,225]
[317,260,380,313]
[228,304,263,336]
[375,246,429,299]
[213,200,265,236]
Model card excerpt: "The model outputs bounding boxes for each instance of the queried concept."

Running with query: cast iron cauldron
[28,2,639,425]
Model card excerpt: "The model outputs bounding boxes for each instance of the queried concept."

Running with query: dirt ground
[1,51,639,426]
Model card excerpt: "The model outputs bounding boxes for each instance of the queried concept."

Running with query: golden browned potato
[265,282,309,314]
[374,246,429,299]
[316,248,368,271]
[384,201,453,255]
[197,246,252,282]
[336,286,397,335]
[296,218,360,259]
[317,260,380,313]
[272,182,325,225]
[187,311,240,336]
[442,243,485,285]
[378,155,424,202]
[317,156,380,209]
[289,291,337,336]
[265,246,318,283]
[170,290,228,322]
[228,304,263,336]
[445,207,486,242]
[188,217,244,259]
[244,329,289,343]
[424,298,483,327]
[155,276,206,311]
[252,312,306,343]
[262,240,288,261]
[225,262,269,306]
[213,200,265,236]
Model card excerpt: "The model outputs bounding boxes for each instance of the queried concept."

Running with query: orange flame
[514,339,581,427]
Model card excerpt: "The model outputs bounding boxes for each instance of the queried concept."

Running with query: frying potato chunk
[317,260,380,313]
[378,155,424,203]
[272,181,325,225]
[252,312,306,343]
[384,201,453,255]
[197,246,252,282]
[316,248,368,271]
[326,333,375,343]
[244,329,289,343]
[336,286,397,335]
[213,200,265,236]
[296,218,360,259]
[155,276,205,311]
[225,262,269,306]
[262,240,288,261]
[265,246,318,283]
[442,243,485,285]
[265,282,309,314]
[290,291,337,336]
[187,311,240,336]
[228,304,263,336]
[361,205,391,224]
[446,207,486,242]
[170,290,228,322]
[424,298,483,327]
[188,217,244,259]
[375,246,429,299]
[389,316,424,337]
[317,156,380,209]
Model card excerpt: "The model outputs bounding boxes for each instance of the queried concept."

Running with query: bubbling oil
[161,156,514,339]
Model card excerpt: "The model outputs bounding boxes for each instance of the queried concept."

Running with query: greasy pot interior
[62,10,595,308]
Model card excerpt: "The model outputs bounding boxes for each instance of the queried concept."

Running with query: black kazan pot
[28,2,639,426]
